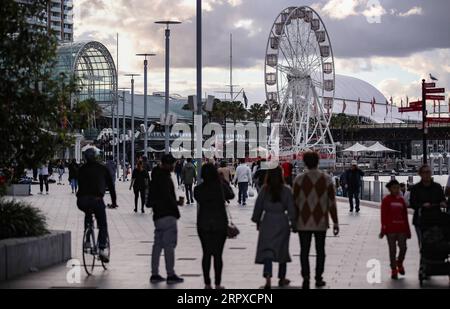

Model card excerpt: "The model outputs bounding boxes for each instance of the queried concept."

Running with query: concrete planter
[0,231,71,282]
[6,184,31,197]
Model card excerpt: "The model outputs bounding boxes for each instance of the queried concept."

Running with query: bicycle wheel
[82,228,96,276]
[101,236,110,270]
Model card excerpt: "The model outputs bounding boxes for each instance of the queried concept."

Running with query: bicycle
[82,213,110,276]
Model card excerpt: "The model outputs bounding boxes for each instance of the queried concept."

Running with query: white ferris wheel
[265,6,336,157]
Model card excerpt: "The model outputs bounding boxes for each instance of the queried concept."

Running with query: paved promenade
[1,176,449,289]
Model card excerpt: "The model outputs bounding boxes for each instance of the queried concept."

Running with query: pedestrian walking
[57,160,65,185]
[181,158,196,205]
[409,165,447,246]
[253,159,268,193]
[106,156,117,185]
[68,159,79,194]
[218,161,232,184]
[344,160,365,213]
[38,162,50,195]
[130,160,150,214]
[379,180,411,280]
[194,164,235,289]
[293,152,339,289]
[281,160,294,187]
[252,166,296,289]
[149,154,185,285]
[233,159,252,206]
[175,159,184,187]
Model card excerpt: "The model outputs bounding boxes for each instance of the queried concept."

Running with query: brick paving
[1,175,449,289]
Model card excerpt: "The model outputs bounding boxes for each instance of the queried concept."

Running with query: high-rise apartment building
[16,0,74,42]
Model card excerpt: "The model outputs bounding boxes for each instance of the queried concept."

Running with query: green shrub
[0,199,49,240]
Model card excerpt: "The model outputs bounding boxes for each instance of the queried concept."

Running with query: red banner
[399,107,422,113]
[424,83,436,88]
[409,101,423,108]
[427,118,450,124]
[426,95,446,101]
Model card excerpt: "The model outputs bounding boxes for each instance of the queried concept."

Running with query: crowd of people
[26,150,450,289]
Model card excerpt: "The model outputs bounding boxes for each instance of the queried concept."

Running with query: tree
[0,0,76,185]
[248,103,268,124]
[68,98,103,131]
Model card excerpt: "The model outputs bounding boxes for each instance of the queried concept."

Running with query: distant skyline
[74,0,450,104]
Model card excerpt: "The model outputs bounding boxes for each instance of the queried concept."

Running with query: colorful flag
[371,97,376,115]
[357,98,361,116]
[243,91,248,108]
[386,100,389,115]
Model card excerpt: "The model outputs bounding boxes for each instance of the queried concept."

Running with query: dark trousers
[348,191,360,211]
[386,233,408,269]
[185,184,194,203]
[134,187,146,211]
[238,182,249,204]
[198,229,227,286]
[299,231,326,281]
[39,175,49,193]
[263,259,287,279]
[77,196,108,249]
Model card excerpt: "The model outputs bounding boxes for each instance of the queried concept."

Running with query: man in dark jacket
[77,149,117,263]
[409,165,447,246]
[181,158,196,205]
[149,154,184,285]
[345,160,365,213]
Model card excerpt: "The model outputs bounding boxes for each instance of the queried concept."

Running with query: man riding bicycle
[77,148,117,263]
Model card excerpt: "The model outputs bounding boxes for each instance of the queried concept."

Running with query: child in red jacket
[379,180,411,280]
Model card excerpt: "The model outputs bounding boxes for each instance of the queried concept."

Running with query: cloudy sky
[74,0,450,104]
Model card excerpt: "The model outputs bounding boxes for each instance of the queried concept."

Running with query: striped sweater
[293,169,339,231]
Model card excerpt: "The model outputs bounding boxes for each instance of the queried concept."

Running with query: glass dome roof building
[56,41,117,105]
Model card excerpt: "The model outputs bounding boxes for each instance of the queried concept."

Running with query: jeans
[152,216,178,277]
[134,187,146,211]
[299,231,327,280]
[77,196,108,249]
[185,184,194,203]
[70,179,78,192]
[39,175,49,193]
[348,191,360,211]
[263,259,287,279]
[386,233,408,269]
[238,182,249,204]
[198,229,227,286]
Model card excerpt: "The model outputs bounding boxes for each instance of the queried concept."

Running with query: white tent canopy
[342,143,369,153]
[367,142,398,153]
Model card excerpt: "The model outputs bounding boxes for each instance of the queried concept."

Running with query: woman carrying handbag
[194,163,236,290]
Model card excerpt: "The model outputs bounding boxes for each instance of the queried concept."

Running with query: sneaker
[302,280,310,290]
[315,279,327,288]
[391,269,399,280]
[279,278,291,288]
[167,274,184,285]
[397,261,405,276]
[99,249,110,263]
[150,275,166,284]
[243,202,247,206]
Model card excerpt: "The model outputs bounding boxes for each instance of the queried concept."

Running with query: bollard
[373,175,381,203]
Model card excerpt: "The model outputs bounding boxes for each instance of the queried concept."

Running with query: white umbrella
[82,145,101,153]
[342,143,369,153]
[367,142,398,153]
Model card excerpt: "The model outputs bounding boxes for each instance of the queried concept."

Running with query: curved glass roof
[56,41,117,105]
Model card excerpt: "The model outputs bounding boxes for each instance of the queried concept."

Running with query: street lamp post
[119,88,130,181]
[196,0,202,181]
[136,53,156,159]
[125,74,141,171]
[155,20,182,155]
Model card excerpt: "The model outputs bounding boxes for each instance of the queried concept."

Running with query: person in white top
[233,159,252,206]
[38,163,50,195]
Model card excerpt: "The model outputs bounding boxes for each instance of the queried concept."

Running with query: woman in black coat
[194,163,235,289]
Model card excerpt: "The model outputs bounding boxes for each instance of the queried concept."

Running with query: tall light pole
[196,0,203,181]
[136,53,156,159]
[155,20,182,155]
[125,74,140,170]
[119,88,130,181]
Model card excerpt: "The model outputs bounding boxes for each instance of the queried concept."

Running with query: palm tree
[248,103,268,148]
